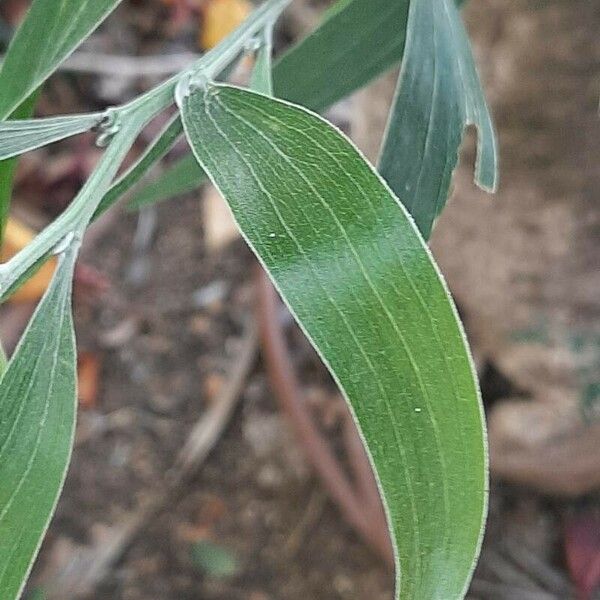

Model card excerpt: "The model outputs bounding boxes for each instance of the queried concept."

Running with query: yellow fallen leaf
[200,0,252,50]
[1,218,56,303]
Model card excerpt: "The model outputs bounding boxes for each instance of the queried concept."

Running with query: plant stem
[0,0,294,300]
[0,116,144,300]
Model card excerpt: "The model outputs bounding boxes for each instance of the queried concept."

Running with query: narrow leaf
[0,113,102,161]
[378,0,498,239]
[94,114,184,218]
[0,0,123,119]
[128,0,410,209]
[0,94,38,245]
[249,21,274,96]
[126,152,206,211]
[273,0,409,112]
[0,244,78,600]
[180,84,487,599]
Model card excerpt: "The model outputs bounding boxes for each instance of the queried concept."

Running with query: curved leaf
[179,84,487,599]
[0,0,123,119]
[0,245,78,600]
[378,0,498,239]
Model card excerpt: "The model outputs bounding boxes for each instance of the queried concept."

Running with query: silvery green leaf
[0,113,102,161]
[0,244,78,600]
[249,22,274,96]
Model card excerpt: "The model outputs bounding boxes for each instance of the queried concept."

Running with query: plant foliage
[0,1,497,598]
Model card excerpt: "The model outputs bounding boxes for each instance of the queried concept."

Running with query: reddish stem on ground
[255,266,393,566]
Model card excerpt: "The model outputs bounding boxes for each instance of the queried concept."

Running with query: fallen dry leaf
[202,185,240,252]
[200,0,251,50]
[77,351,102,410]
[1,217,56,303]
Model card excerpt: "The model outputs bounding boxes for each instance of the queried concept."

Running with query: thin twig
[284,489,327,558]
[172,322,258,478]
[63,52,200,78]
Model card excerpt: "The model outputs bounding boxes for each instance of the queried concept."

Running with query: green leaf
[0,113,102,161]
[179,84,487,599]
[378,0,498,239]
[273,0,409,112]
[0,243,78,600]
[125,152,206,211]
[0,94,38,245]
[249,22,274,96]
[288,0,465,112]
[0,0,123,119]
[94,114,185,218]
[128,0,410,209]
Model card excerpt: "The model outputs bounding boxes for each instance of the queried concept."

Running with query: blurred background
[1,0,599,598]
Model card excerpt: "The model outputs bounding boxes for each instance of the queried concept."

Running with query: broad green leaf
[0,0,123,119]
[378,0,498,239]
[0,113,103,161]
[0,94,38,244]
[0,243,78,600]
[179,84,487,599]
[125,152,206,211]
